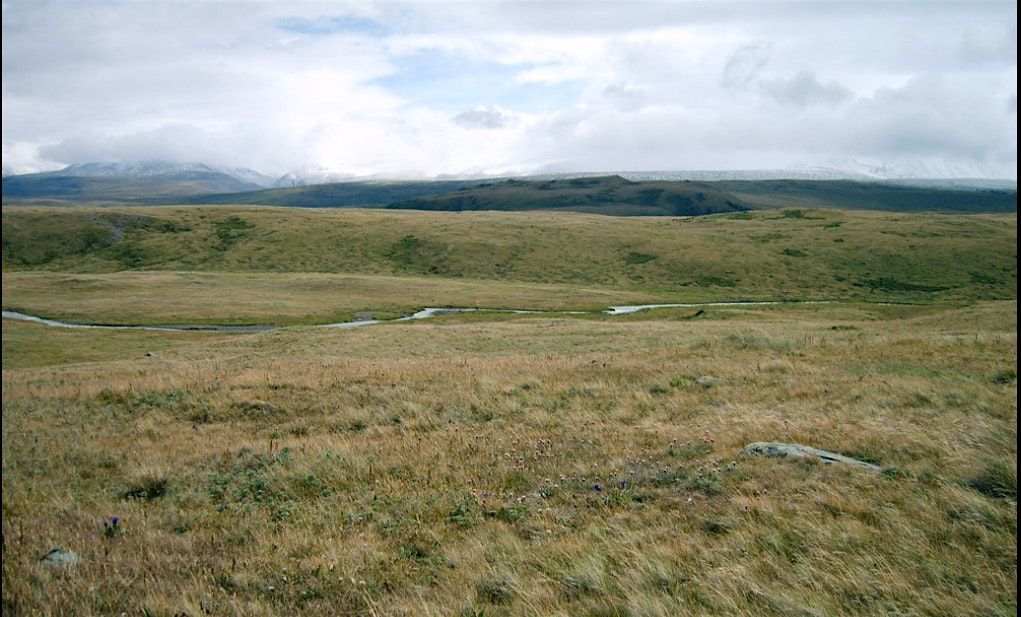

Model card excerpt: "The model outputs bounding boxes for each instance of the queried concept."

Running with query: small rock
[695,376,722,388]
[40,548,79,567]
[144,352,154,357]
[743,442,882,472]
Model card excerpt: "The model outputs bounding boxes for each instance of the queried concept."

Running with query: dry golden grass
[1,320,234,369]
[1,271,656,326]
[2,301,1016,616]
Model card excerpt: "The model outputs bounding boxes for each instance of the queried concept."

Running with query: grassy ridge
[689,180,1016,213]
[387,177,1017,215]
[184,179,482,207]
[2,207,1017,312]
[387,175,751,216]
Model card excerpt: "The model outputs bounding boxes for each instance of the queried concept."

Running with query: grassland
[1,271,656,326]
[2,204,1017,616]
[1,319,233,369]
[2,301,1017,616]
[2,207,1016,326]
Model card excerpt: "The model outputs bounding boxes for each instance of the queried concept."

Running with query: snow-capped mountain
[273,168,360,188]
[526,169,870,182]
[222,166,276,188]
[55,160,215,178]
[48,160,276,187]
[799,158,1015,183]
[2,159,270,200]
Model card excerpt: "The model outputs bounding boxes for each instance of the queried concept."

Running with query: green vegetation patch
[212,215,255,250]
[384,234,449,274]
[856,277,952,293]
[624,252,658,265]
[697,275,739,288]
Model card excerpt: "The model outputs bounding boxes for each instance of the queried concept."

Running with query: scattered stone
[40,548,79,567]
[695,376,722,388]
[144,351,155,357]
[743,442,882,472]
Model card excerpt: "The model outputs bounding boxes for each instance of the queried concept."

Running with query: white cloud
[2,1,1016,178]
[761,71,854,107]
[721,43,770,89]
[453,106,517,130]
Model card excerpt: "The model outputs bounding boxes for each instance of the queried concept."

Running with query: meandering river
[3,301,828,333]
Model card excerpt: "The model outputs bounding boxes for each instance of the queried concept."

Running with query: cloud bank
[2,1,1016,178]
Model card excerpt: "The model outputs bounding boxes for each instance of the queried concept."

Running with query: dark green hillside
[713,180,1017,213]
[184,179,481,207]
[387,176,751,216]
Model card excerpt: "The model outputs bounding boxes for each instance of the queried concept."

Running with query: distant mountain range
[1,160,1016,214]
[1,160,270,199]
[0,160,409,191]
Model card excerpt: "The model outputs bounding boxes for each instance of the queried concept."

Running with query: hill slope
[387,176,751,216]
[184,179,483,207]
[2,206,1016,306]
[712,180,1018,213]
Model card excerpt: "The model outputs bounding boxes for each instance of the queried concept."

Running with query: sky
[2,1,1017,179]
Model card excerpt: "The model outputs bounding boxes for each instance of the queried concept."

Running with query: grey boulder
[743,442,882,472]
[40,548,79,567]
[695,376,722,388]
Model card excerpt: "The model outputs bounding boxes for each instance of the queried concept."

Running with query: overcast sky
[2,1,1017,178]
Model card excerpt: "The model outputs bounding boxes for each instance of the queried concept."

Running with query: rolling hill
[385,176,751,216]
[710,179,1019,213]
[183,178,483,208]
[2,206,1016,310]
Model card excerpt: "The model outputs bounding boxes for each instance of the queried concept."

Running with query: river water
[3,301,827,333]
